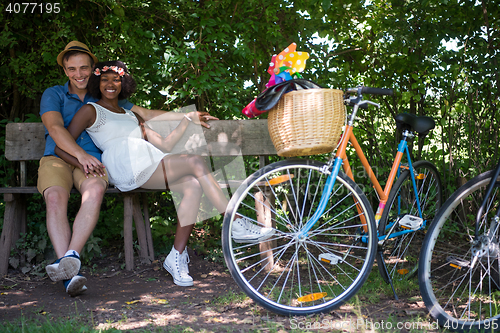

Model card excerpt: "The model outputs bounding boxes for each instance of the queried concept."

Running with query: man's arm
[42,111,89,161]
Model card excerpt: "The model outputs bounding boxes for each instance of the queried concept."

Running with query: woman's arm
[131,105,185,123]
[132,105,218,129]
[55,104,106,177]
[54,145,85,171]
[143,111,218,153]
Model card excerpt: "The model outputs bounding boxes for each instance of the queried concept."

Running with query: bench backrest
[5,119,277,162]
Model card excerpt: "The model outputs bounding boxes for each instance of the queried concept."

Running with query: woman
[57,61,273,287]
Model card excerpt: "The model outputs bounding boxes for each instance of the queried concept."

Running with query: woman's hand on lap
[77,152,106,178]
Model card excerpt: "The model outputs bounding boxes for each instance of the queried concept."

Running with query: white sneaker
[46,251,81,282]
[64,275,87,297]
[232,217,275,243]
[163,246,194,287]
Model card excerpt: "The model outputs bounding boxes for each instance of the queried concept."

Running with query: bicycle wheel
[222,159,377,316]
[377,160,442,283]
[419,170,500,332]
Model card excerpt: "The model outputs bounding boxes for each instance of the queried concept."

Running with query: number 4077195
[5,3,60,14]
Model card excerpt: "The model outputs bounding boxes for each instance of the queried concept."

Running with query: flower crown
[93,65,126,77]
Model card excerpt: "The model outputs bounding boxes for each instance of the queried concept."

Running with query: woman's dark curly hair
[88,60,136,99]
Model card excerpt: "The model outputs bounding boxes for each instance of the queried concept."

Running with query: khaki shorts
[37,156,109,195]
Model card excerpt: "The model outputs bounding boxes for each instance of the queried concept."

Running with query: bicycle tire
[222,159,377,316]
[377,160,442,283]
[418,170,500,332]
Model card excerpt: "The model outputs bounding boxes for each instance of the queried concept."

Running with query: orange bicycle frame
[335,124,405,231]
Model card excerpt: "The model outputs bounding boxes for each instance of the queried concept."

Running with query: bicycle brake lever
[360,100,380,108]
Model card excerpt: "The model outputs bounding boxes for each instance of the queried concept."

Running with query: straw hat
[57,41,98,67]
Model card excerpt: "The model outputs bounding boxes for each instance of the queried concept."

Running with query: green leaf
[27,248,37,262]
[9,257,19,269]
[144,31,155,39]
[113,6,125,17]
[37,238,47,251]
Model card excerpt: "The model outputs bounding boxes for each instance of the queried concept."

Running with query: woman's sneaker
[232,217,275,243]
[46,251,81,281]
[63,274,87,297]
[163,246,194,287]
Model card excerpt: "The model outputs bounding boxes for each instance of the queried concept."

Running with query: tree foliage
[1,0,499,188]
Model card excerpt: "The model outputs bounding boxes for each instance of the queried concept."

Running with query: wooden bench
[0,118,277,276]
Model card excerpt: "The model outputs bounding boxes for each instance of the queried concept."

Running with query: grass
[211,289,248,305]
[3,315,118,333]
[4,302,444,333]
[353,267,420,304]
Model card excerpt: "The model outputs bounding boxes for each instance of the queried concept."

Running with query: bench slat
[0,186,144,194]
[5,119,277,162]
[0,179,243,195]
[6,123,46,161]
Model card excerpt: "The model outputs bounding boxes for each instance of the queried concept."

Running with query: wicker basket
[267,89,345,157]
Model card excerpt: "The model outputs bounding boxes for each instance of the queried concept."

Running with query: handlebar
[345,86,394,109]
[345,86,394,96]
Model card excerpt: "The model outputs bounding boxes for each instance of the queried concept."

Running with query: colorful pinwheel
[266,43,309,87]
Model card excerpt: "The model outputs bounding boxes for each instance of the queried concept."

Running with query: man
[39,41,185,296]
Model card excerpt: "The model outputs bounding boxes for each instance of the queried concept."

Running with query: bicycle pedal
[398,215,423,231]
[446,256,470,269]
[319,253,342,265]
[416,173,426,180]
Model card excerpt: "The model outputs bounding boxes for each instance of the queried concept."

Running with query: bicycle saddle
[395,113,435,135]
[255,79,322,111]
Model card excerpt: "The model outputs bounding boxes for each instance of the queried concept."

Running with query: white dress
[85,102,168,191]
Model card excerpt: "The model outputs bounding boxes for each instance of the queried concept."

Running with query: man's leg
[47,171,106,295]
[68,176,107,253]
[38,157,81,282]
[44,184,83,282]
[38,156,107,295]
[58,176,106,297]
[44,186,71,258]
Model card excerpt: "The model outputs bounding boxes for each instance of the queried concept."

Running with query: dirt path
[0,249,442,332]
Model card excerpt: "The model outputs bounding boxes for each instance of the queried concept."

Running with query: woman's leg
[144,170,203,253]
[142,155,228,214]
[142,155,273,251]
[170,175,202,252]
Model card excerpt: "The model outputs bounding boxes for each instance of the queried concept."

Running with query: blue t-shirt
[40,81,134,160]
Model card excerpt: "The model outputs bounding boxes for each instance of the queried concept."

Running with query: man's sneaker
[232,217,275,243]
[163,246,194,287]
[63,274,87,297]
[46,251,81,282]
